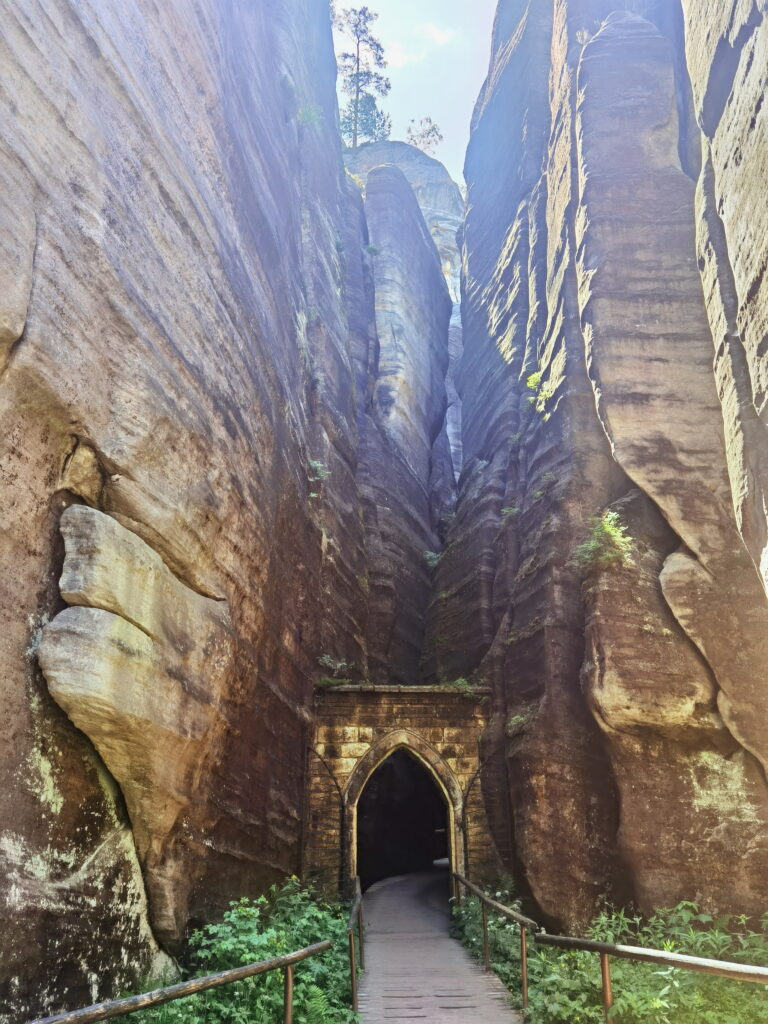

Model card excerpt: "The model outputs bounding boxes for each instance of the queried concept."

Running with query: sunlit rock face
[442,0,768,931]
[0,0,382,1016]
[0,1,458,1014]
[345,141,465,491]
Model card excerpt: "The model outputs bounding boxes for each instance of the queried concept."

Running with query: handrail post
[349,928,358,1011]
[357,904,366,971]
[481,901,490,971]
[283,963,294,1024]
[521,926,529,1009]
[600,952,613,1021]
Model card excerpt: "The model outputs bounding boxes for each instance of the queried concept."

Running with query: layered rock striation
[2,0,767,1013]
[433,0,768,931]
[0,2,455,1018]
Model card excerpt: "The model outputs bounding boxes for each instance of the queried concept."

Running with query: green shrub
[424,550,441,569]
[453,890,768,1023]
[317,653,352,679]
[525,371,556,412]
[132,879,356,1024]
[572,510,634,573]
[443,677,477,698]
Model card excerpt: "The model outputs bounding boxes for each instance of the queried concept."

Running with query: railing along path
[453,872,768,1021]
[25,942,332,1024]
[347,874,365,1011]
[25,877,366,1024]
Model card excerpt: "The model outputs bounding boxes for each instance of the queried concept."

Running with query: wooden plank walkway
[358,868,522,1023]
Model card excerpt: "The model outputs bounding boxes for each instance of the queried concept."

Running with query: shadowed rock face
[0,1,452,1017]
[358,165,453,683]
[438,0,768,931]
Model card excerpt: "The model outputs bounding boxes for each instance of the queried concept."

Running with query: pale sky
[334,0,499,184]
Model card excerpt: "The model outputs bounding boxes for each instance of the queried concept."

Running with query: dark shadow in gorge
[357,748,449,891]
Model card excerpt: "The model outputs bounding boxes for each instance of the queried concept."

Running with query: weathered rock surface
[38,505,234,943]
[0,1,458,1015]
[2,0,768,1011]
[345,142,465,488]
[440,0,768,931]
[358,165,453,683]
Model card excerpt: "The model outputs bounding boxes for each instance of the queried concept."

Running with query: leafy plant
[406,116,443,154]
[308,460,331,496]
[317,654,352,678]
[424,550,441,569]
[365,243,381,256]
[443,677,477,698]
[501,505,520,520]
[131,879,356,1024]
[526,370,556,413]
[572,510,634,573]
[454,891,768,1024]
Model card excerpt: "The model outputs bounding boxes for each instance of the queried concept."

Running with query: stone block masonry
[305,685,503,892]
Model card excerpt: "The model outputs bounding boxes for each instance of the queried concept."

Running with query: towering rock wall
[440,0,768,930]
[0,1,453,1018]
[345,143,465,680]
[357,166,453,683]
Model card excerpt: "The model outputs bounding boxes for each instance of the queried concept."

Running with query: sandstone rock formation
[0,2,459,1016]
[38,505,235,943]
[357,164,452,684]
[345,141,465,494]
[438,0,768,931]
[1,0,767,1014]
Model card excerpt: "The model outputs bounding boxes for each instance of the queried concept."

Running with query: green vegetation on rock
[572,510,634,573]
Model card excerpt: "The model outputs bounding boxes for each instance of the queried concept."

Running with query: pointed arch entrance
[304,684,500,893]
[344,728,464,884]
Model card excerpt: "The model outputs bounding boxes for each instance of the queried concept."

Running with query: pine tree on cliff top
[334,5,391,147]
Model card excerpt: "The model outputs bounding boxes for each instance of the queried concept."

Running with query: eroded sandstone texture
[2,0,768,1013]
[0,1,457,1017]
[438,0,768,931]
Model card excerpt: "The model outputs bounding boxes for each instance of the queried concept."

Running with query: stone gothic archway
[344,728,464,882]
[303,685,501,891]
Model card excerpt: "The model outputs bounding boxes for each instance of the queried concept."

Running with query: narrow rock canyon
[0,0,766,1018]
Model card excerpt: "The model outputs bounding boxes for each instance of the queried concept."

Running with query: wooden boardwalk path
[358,868,522,1023]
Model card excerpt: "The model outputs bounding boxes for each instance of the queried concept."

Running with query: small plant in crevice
[443,677,477,698]
[572,509,634,573]
[505,706,536,738]
[308,459,331,499]
[501,505,520,520]
[365,243,381,256]
[526,371,556,414]
[424,549,441,569]
[317,653,353,679]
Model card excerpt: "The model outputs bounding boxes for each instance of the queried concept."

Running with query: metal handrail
[453,872,768,1020]
[26,941,332,1024]
[347,875,365,1011]
[453,871,535,1008]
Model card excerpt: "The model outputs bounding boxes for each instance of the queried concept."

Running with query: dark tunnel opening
[356,748,450,891]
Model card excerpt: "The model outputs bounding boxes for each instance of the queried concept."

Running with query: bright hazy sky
[334,0,499,183]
